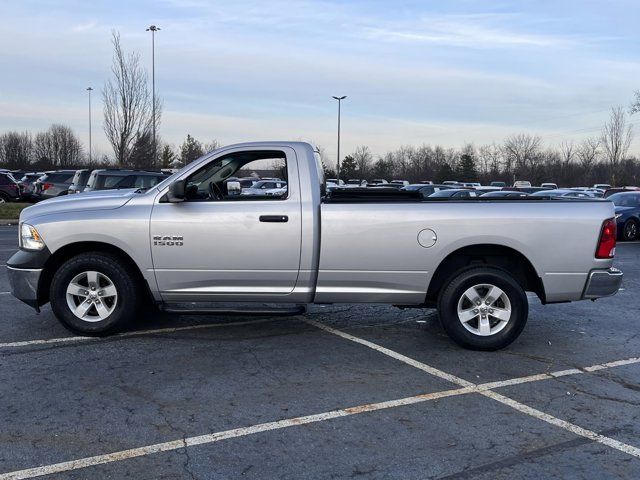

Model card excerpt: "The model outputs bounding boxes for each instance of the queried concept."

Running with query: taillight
[42,183,54,190]
[596,218,617,259]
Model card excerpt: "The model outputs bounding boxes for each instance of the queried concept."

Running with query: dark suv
[33,170,76,200]
[0,172,21,203]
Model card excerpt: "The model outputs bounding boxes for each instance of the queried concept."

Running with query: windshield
[429,189,457,198]
[610,193,640,207]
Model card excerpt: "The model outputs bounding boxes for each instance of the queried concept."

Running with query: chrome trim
[582,268,623,299]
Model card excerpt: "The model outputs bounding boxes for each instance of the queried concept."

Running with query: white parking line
[304,319,475,388]
[305,320,640,460]
[0,352,638,479]
[0,318,277,349]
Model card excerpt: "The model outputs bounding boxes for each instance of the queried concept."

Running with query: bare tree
[203,140,222,154]
[0,131,32,169]
[600,107,633,185]
[351,145,373,179]
[103,31,160,166]
[576,138,600,172]
[478,143,503,175]
[630,90,640,115]
[33,124,83,168]
[503,134,542,176]
[559,140,575,167]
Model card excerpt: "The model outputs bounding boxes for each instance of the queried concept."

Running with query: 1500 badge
[153,235,184,246]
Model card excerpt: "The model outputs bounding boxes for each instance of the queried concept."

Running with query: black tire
[622,219,639,242]
[50,252,139,335]
[437,266,528,351]
[0,192,9,203]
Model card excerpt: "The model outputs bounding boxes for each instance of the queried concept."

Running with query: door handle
[259,215,288,223]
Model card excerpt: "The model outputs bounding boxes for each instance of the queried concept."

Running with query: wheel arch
[38,241,152,306]
[426,243,545,305]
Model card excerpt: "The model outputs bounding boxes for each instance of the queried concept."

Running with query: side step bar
[160,304,307,317]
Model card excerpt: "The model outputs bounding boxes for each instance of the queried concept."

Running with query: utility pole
[146,25,161,165]
[86,87,93,163]
[332,95,346,181]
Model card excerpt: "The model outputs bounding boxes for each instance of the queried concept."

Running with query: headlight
[20,223,45,250]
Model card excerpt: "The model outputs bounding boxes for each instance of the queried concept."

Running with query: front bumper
[7,266,42,309]
[582,267,623,299]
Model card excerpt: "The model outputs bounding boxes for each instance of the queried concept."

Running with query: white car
[241,180,288,196]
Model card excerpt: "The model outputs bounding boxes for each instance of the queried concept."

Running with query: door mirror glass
[226,181,241,196]
[167,179,186,202]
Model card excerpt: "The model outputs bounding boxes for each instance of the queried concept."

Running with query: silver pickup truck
[7,142,623,350]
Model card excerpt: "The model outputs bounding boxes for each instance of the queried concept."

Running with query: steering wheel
[208,181,225,200]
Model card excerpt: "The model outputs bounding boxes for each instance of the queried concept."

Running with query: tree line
[330,107,639,187]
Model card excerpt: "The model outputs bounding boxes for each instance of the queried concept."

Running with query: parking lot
[0,224,638,479]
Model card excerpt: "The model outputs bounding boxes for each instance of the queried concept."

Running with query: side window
[184,150,289,202]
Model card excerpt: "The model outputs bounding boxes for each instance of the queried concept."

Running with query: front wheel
[437,266,528,350]
[50,252,139,335]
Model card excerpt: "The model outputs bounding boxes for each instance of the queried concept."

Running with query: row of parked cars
[326,179,640,242]
[0,168,172,203]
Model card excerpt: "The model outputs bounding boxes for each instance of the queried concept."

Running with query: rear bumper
[7,266,42,309]
[582,267,623,299]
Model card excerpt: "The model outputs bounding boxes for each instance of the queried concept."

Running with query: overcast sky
[1,0,639,163]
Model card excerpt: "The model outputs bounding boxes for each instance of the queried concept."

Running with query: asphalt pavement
[0,224,639,479]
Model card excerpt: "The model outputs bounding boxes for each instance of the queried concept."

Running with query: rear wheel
[437,266,528,350]
[0,192,9,204]
[622,219,639,241]
[50,252,139,335]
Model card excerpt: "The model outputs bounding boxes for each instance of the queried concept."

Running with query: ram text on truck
[7,142,623,350]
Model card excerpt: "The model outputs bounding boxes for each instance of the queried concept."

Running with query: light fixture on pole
[332,95,346,182]
[146,24,160,165]
[86,87,93,163]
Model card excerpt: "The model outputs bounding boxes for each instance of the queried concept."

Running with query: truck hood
[20,189,138,223]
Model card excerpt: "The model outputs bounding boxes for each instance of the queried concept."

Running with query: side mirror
[166,180,186,203]
[226,181,241,195]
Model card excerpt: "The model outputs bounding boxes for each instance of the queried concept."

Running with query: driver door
[149,147,302,302]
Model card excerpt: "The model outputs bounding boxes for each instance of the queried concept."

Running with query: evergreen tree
[160,144,177,169]
[180,134,204,165]
[457,153,478,182]
[340,155,358,179]
[436,162,456,183]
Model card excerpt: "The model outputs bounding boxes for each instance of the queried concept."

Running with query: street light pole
[86,87,93,163]
[146,25,160,166]
[332,95,346,182]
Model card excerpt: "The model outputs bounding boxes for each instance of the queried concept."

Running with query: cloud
[72,21,97,32]
[362,15,572,49]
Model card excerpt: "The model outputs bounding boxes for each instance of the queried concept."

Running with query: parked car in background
[240,180,288,197]
[530,189,597,198]
[442,180,459,185]
[68,169,92,194]
[390,180,410,187]
[33,170,76,200]
[594,184,611,190]
[429,188,479,198]
[84,169,168,192]
[604,187,640,198]
[513,181,532,188]
[481,190,529,198]
[474,186,501,193]
[400,184,453,198]
[0,172,21,203]
[570,187,605,198]
[609,192,640,241]
[17,172,44,201]
[326,178,345,186]
[490,181,506,187]
[369,179,388,185]
[540,183,558,189]
[503,187,551,194]
[460,182,481,188]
